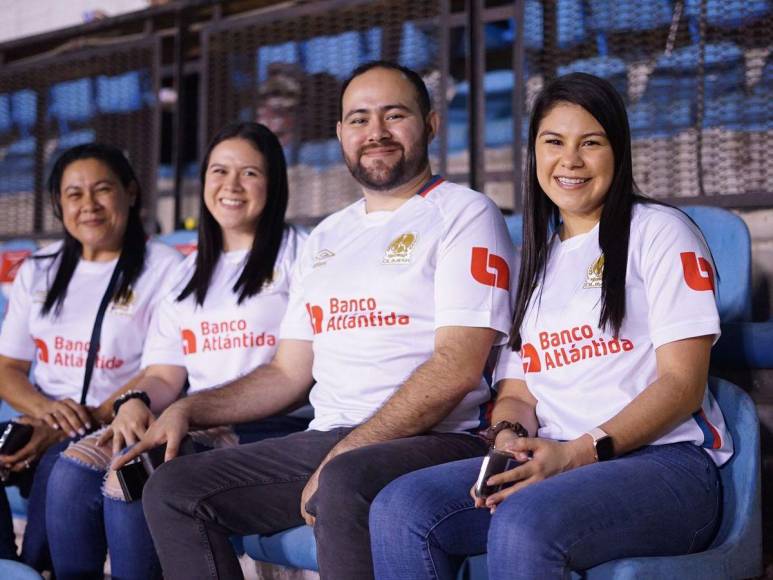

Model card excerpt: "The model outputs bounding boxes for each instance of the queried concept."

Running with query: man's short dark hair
[339,61,432,120]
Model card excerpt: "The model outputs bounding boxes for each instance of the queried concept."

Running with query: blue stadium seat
[156,229,197,256]
[651,42,744,101]
[557,56,627,98]
[243,525,318,571]
[460,377,762,580]
[10,90,36,136]
[0,560,41,579]
[48,78,94,133]
[587,0,673,32]
[301,30,381,79]
[399,22,435,72]
[681,206,752,323]
[628,42,744,138]
[96,71,145,113]
[523,0,587,50]
[298,139,341,169]
[0,137,35,194]
[503,213,523,250]
[257,41,301,82]
[0,94,10,134]
[684,0,770,27]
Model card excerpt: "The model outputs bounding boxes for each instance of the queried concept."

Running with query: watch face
[596,436,614,461]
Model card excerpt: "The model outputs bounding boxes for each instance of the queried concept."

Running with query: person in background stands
[115,60,515,580]
[45,123,309,580]
[0,143,181,571]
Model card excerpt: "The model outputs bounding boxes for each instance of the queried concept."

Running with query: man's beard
[343,137,429,191]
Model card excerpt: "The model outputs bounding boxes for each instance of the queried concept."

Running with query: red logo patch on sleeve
[521,342,541,373]
[305,303,324,335]
[470,247,510,290]
[33,338,49,363]
[680,252,715,292]
[181,329,197,355]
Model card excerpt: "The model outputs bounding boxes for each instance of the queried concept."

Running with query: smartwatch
[587,427,614,462]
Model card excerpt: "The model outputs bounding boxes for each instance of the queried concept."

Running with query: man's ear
[426,111,439,143]
[336,121,342,143]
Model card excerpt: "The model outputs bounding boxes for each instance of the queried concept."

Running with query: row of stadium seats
[1,206,768,578]
[482,0,770,53]
[0,71,152,138]
[255,22,435,83]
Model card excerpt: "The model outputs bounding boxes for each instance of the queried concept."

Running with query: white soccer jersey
[280,178,515,433]
[142,226,306,393]
[494,203,732,465]
[0,241,182,406]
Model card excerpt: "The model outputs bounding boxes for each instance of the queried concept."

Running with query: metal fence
[0,37,160,238]
[0,0,771,240]
[201,0,446,222]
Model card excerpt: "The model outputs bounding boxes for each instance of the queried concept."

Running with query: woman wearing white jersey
[0,143,181,571]
[370,73,730,578]
[45,122,307,580]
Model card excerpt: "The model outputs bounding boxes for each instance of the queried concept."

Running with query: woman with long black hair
[0,143,181,570]
[45,122,308,580]
[369,73,730,579]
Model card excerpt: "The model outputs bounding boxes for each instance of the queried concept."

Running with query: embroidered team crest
[110,288,136,315]
[383,233,417,265]
[584,254,604,288]
[312,249,335,268]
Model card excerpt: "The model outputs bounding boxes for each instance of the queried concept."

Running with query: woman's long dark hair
[41,143,147,316]
[177,122,289,306]
[510,72,646,349]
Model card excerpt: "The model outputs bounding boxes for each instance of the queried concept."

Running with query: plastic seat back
[680,206,752,322]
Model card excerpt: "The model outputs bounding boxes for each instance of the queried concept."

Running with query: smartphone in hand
[474,448,520,499]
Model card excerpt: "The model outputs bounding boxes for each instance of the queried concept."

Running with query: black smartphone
[0,422,33,456]
[474,448,520,499]
[117,436,196,501]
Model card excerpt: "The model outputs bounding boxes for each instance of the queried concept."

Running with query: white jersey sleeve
[0,256,40,361]
[140,273,188,369]
[433,194,515,342]
[492,344,525,384]
[636,208,720,348]
[278,242,314,342]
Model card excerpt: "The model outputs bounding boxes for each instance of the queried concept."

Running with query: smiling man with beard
[122,61,515,580]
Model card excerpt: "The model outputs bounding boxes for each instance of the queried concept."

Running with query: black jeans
[142,428,487,580]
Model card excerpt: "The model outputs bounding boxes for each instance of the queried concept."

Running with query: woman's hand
[471,436,595,512]
[0,416,67,472]
[98,398,156,455]
[35,398,93,438]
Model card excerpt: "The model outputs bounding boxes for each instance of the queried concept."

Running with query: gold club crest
[383,232,417,265]
[110,288,136,315]
[584,254,604,288]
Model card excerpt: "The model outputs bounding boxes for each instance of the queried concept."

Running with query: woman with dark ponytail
[0,143,181,570]
[370,73,731,578]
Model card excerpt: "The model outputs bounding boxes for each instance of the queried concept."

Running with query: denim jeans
[142,428,487,580]
[18,438,72,572]
[45,416,310,580]
[46,455,161,580]
[370,443,722,580]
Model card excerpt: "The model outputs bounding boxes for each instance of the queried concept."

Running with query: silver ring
[23,459,30,470]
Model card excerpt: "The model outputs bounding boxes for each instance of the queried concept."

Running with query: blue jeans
[46,456,160,580]
[370,443,722,580]
[45,416,310,580]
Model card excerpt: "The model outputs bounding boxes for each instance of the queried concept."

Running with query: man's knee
[317,449,373,501]
[142,458,186,515]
